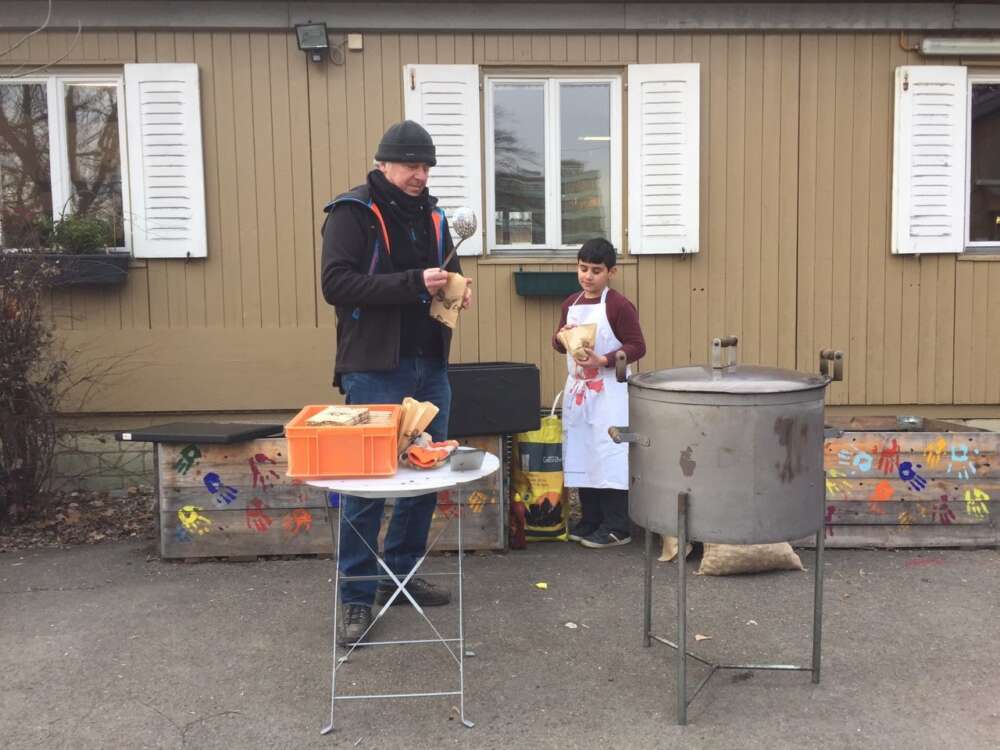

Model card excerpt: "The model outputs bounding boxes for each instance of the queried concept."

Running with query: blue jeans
[338,357,451,605]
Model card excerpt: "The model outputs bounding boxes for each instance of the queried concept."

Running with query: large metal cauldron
[611,338,843,545]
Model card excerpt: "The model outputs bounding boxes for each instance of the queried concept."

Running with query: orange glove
[406,440,459,469]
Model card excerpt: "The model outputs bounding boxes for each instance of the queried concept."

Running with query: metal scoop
[439,206,477,269]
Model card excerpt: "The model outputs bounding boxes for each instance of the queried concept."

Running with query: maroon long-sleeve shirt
[551,288,646,364]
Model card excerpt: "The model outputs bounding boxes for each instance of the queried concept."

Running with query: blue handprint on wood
[898,461,927,492]
[203,472,239,505]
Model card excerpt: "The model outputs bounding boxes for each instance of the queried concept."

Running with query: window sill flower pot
[513,271,581,297]
[5,251,131,287]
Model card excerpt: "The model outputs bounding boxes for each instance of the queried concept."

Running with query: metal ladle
[439,206,477,269]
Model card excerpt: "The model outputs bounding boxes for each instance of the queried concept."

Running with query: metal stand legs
[643,492,825,725]
[321,496,474,735]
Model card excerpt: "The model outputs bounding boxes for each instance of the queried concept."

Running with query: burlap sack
[658,534,693,562]
[429,273,468,329]
[557,323,597,362]
[697,543,805,576]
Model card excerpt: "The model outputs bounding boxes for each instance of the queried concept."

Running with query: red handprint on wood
[249,453,280,491]
[876,439,900,474]
[246,498,273,533]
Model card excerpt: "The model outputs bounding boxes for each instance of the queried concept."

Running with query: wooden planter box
[5,252,130,286]
[513,271,580,297]
[157,435,506,559]
[821,417,998,548]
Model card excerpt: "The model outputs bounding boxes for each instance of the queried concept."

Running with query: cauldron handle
[608,426,650,447]
[711,335,739,369]
[615,350,628,383]
[819,349,844,382]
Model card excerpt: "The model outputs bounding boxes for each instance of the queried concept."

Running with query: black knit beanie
[374,120,437,166]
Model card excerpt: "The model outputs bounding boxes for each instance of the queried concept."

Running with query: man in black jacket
[321,120,472,646]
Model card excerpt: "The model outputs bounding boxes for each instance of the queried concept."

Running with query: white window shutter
[404,64,483,256]
[124,63,207,258]
[627,64,700,255]
[891,65,968,255]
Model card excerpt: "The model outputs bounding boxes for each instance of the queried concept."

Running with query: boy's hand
[577,348,608,369]
[557,323,576,333]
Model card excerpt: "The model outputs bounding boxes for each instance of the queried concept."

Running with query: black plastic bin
[448,362,541,437]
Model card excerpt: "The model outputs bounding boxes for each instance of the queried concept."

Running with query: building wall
[3,29,999,416]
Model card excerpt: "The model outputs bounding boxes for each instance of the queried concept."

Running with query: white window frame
[484,74,622,254]
[965,69,1000,252]
[0,72,130,252]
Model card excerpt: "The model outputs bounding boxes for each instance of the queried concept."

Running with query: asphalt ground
[2,539,998,749]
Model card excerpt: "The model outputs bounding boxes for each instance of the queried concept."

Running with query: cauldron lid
[630,364,828,394]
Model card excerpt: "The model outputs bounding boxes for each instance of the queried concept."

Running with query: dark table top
[115,422,283,444]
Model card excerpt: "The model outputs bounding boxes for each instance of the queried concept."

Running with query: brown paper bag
[429,273,468,329]
[697,543,805,576]
[557,323,597,362]
[658,534,694,562]
[397,397,440,453]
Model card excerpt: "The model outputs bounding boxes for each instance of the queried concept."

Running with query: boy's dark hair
[577,237,617,268]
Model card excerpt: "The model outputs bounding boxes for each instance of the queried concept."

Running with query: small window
[968,76,1000,248]
[0,74,129,252]
[485,75,622,253]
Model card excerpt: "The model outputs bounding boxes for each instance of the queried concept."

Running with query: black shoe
[375,577,451,607]
[568,521,599,542]
[579,528,632,549]
[338,604,373,646]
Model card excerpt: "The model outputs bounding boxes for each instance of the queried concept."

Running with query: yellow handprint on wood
[924,437,947,469]
[963,488,990,520]
[825,468,851,498]
[467,490,490,514]
[178,505,212,535]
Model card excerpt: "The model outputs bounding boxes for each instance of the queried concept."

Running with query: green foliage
[50,214,114,255]
[0,255,66,524]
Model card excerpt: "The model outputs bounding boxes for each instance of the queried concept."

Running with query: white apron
[561,288,629,490]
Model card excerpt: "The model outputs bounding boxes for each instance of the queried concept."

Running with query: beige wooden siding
[1,30,998,414]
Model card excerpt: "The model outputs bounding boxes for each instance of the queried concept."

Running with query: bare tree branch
[1,22,83,80]
[0,0,53,61]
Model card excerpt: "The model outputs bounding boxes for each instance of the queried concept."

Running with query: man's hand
[557,323,576,334]
[423,268,449,294]
[461,278,474,310]
[576,348,608,369]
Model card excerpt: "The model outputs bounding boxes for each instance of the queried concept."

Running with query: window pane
[560,83,611,245]
[0,83,52,250]
[65,84,125,246]
[493,84,545,245]
[969,83,1000,243]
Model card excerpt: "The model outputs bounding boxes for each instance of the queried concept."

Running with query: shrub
[50,214,114,254]
[0,254,66,524]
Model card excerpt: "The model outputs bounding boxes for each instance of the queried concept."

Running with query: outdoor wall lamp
[295,22,330,62]
[920,37,1000,56]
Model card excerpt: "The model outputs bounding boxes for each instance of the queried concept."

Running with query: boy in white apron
[552,238,647,548]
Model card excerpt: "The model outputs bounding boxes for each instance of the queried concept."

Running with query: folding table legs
[321,494,473,735]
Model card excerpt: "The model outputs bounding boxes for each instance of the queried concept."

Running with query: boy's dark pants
[578,487,630,535]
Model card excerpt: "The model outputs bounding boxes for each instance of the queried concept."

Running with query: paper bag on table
[557,323,597,363]
[397,397,439,453]
[429,273,468,329]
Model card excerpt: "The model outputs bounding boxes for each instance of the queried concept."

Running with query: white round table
[309,452,499,735]
[309,452,499,499]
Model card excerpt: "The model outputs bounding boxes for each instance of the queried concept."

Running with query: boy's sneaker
[375,577,451,607]
[338,604,373,646]
[579,528,632,549]
[568,522,599,542]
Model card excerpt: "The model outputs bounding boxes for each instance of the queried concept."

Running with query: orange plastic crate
[285,404,401,479]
